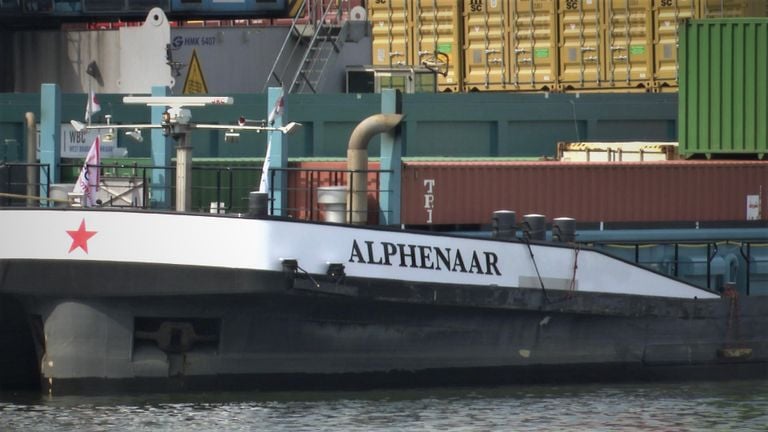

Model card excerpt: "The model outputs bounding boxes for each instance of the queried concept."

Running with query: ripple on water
[1,380,767,432]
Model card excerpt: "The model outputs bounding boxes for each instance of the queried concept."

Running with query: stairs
[264,0,351,94]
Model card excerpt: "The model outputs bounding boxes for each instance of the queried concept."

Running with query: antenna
[123,96,234,108]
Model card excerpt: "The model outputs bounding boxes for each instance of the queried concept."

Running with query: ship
[1,86,768,394]
[2,5,768,394]
[1,184,767,394]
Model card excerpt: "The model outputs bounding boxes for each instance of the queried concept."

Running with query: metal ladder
[263,0,350,94]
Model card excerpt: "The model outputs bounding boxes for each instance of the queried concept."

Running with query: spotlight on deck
[70,120,86,132]
[278,122,302,135]
[126,128,143,143]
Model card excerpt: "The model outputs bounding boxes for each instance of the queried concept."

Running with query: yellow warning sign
[182,49,208,95]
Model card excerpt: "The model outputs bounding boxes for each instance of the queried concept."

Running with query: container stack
[367,0,767,93]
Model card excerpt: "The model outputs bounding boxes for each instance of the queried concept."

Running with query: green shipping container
[679,19,768,158]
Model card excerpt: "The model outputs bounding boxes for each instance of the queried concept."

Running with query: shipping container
[652,0,699,89]
[603,0,653,90]
[369,0,412,67]
[413,0,463,92]
[400,161,768,226]
[509,0,558,91]
[678,19,768,158]
[462,0,509,91]
[462,0,558,92]
[558,0,603,90]
[700,0,767,18]
[556,141,678,161]
[367,0,768,95]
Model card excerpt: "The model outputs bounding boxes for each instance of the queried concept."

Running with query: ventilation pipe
[347,113,403,224]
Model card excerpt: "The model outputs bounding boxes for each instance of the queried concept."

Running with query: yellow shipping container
[369,0,412,67]
[509,0,558,91]
[463,0,509,91]
[558,0,603,91]
[603,0,653,90]
[370,0,768,94]
[413,0,464,92]
[653,0,698,89]
[700,0,767,17]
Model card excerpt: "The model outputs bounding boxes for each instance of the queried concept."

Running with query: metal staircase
[264,0,351,94]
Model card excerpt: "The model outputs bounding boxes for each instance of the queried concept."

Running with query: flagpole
[87,77,92,125]
[265,87,286,216]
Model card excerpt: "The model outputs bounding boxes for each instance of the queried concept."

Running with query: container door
[463,0,509,91]
[368,0,412,67]
[603,0,653,91]
[558,0,603,91]
[653,0,698,89]
[413,0,463,92]
[510,0,558,91]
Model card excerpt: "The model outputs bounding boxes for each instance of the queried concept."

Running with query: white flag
[73,135,101,206]
[260,95,284,193]
[84,91,101,122]
[267,96,284,126]
[258,134,272,193]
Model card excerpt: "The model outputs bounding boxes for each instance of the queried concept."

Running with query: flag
[267,96,284,126]
[84,91,101,122]
[261,95,284,193]
[73,135,101,206]
[258,134,272,193]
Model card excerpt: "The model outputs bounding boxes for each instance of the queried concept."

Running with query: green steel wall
[0,92,677,161]
[679,19,768,158]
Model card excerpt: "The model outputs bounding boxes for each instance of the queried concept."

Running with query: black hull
[44,362,768,395]
[2,259,768,394]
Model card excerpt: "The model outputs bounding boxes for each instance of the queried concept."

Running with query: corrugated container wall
[509,0,558,91]
[603,0,654,90]
[559,0,654,92]
[368,1,768,94]
[462,0,509,91]
[700,0,768,18]
[462,0,558,92]
[678,19,768,158]
[653,0,699,89]
[413,0,463,92]
[558,0,603,90]
[369,0,412,67]
[401,161,767,226]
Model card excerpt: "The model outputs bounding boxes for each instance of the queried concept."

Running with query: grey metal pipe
[175,133,193,212]
[25,112,38,207]
[347,113,403,224]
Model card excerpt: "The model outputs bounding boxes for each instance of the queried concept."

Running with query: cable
[523,236,549,304]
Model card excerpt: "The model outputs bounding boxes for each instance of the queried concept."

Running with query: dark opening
[0,296,41,390]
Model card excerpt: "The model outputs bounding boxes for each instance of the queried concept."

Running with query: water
[2,380,767,431]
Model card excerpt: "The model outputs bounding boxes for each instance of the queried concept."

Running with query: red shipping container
[401,161,768,226]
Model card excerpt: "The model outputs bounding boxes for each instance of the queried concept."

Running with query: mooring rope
[523,236,549,303]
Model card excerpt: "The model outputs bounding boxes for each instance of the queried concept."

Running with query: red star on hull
[67,219,97,253]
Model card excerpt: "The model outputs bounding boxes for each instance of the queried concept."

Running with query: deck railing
[0,162,392,221]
